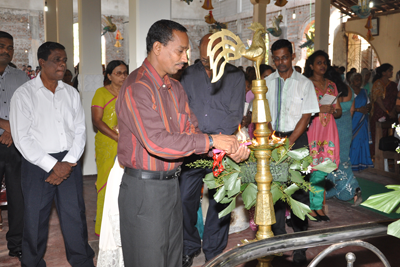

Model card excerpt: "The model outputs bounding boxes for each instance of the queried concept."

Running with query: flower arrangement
[361,123,400,239]
[187,138,337,220]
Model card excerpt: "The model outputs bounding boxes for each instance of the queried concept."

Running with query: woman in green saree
[91,60,128,235]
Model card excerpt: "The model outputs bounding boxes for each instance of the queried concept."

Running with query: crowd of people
[1,18,400,267]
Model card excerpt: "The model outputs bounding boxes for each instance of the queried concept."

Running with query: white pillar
[56,0,74,72]
[314,0,330,52]
[129,0,171,69]
[78,0,103,175]
[44,0,57,42]
[250,0,270,29]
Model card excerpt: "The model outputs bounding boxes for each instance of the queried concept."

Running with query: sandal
[352,188,363,206]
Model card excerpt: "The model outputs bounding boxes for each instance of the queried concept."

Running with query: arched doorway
[346,33,379,72]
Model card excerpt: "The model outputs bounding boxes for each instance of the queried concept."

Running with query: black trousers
[0,142,24,253]
[20,151,94,267]
[119,171,183,267]
[271,131,309,237]
[179,154,231,261]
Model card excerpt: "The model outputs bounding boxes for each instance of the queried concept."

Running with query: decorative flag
[114,30,123,48]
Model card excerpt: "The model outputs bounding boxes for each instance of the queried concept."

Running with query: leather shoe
[292,249,307,266]
[9,250,22,259]
[182,248,201,267]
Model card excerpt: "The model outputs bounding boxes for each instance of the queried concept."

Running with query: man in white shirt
[10,42,94,267]
[265,39,319,266]
[0,30,29,259]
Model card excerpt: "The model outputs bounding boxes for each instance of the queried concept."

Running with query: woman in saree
[91,60,128,235]
[324,70,362,205]
[350,73,373,171]
[304,51,341,222]
[370,64,397,157]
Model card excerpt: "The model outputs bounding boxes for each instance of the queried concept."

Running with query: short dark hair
[37,41,65,61]
[0,31,13,41]
[146,20,187,54]
[104,60,128,84]
[271,39,293,55]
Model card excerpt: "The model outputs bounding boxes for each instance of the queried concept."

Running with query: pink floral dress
[307,80,340,171]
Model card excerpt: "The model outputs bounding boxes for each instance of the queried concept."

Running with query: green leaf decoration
[271,182,283,204]
[218,197,236,218]
[228,178,241,198]
[361,186,400,214]
[272,148,279,162]
[290,161,301,170]
[240,183,248,191]
[284,183,300,197]
[225,173,239,191]
[284,138,290,150]
[204,172,215,181]
[289,196,314,221]
[214,185,226,203]
[388,219,400,239]
[312,159,337,173]
[287,147,309,160]
[242,183,258,209]
[289,169,305,183]
[220,197,233,204]
[225,156,240,171]
[203,172,217,189]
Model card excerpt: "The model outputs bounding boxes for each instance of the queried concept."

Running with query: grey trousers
[119,172,183,267]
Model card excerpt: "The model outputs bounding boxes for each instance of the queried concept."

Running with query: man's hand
[211,134,240,154]
[319,105,335,114]
[228,145,251,163]
[358,106,369,114]
[241,113,252,128]
[52,162,77,179]
[45,171,66,185]
[0,131,13,147]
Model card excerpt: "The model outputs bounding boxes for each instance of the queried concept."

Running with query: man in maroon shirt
[116,20,249,267]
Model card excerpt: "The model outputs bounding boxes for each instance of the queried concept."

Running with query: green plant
[187,139,337,220]
[361,123,400,239]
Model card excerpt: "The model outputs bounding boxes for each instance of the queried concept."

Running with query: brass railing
[203,221,393,267]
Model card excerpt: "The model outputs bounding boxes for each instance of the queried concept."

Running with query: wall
[0,8,44,69]
[345,13,400,74]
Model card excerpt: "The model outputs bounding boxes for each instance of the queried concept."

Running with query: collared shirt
[10,73,86,173]
[0,65,30,135]
[181,61,245,135]
[265,68,319,132]
[116,59,209,171]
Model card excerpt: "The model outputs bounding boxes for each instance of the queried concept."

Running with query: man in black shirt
[179,33,246,266]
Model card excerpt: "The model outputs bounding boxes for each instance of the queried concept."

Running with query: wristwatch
[208,134,214,149]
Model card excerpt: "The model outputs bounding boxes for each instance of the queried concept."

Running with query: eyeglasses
[272,55,290,62]
[113,71,128,77]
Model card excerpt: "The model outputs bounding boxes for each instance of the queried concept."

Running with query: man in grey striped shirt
[0,31,29,259]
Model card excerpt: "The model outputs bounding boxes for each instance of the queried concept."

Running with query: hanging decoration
[202,0,214,10]
[181,0,194,4]
[101,15,117,36]
[209,21,228,33]
[351,0,371,19]
[365,15,374,42]
[299,32,315,49]
[205,11,217,24]
[266,14,283,37]
[275,0,288,7]
[114,30,123,48]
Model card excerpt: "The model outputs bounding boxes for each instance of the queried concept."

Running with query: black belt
[274,131,293,138]
[124,166,181,180]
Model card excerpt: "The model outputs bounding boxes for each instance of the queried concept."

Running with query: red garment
[370,81,397,156]
[116,59,209,171]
